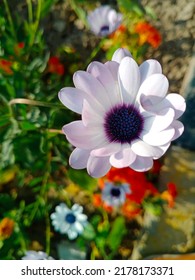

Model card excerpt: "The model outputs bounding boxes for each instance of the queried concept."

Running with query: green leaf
[40,0,58,18]
[19,120,37,131]
[145,6,157,19]
[143,198,164,216]
[107,216,126,252]
[82,223,96,240]
[67,169,97,191]
[0,139,15,168]
[117,0,145,16]
[0,193,15,213]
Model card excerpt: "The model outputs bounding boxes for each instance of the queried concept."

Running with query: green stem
[28,0,42,46]
[3,0,17,40]
[45,212,51,255]
[19,228,27,253]
[9,98,65,110]
[26,0,33,23]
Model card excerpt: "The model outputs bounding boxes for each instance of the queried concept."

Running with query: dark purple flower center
[100,25,109,35]
[110,188,121,197]
[65,213,76,224]
[104,104,144,144]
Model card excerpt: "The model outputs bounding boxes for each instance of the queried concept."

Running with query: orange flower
[161,182,177,208]
[0,59,13,75]
[109,24,126,39]
[0,218,14,239]
[135,22,161,48]
[122,200,141,219]
[48,56,65,76]
[92,193,113,213]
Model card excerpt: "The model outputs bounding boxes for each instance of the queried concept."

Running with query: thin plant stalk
[9,98,65,110]
[3,0,17,40]
[26,0,33,23]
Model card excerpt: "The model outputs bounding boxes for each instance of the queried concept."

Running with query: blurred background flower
[22,250,54,260]
[50,203,88,240]
[87,5,122,37]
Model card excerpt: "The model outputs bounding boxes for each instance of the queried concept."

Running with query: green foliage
[0,0,162,260]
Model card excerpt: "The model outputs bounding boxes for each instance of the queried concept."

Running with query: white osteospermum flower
[22,251,54,260]
[50,203,87,240]
[59,48,186,178]
[102,182,130,207]
[87,5,122,37]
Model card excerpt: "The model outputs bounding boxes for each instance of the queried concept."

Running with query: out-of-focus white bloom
[59,48,186,178]
[22,250,54,260]
[87,5,122,37]
[50,203,87,240]
[102,182,131,207]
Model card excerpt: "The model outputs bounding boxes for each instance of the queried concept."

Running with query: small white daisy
[87,5,122,37]
[59,48,186,178]
[50,203,88,240]
[102,182,131,207]
[22,250,54,260]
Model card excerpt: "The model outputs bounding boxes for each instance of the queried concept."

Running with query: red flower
[99,167,159,205]
[149,159,162,175]
[104,166,146,185]
[0,59,13,75]
[17,42,25,49]
[48,56,65,76]
[135,22,162,48]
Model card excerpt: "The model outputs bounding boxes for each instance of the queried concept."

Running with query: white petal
[139,59,162,84]
[73,222,84,234]
[170,120,184,141]
[153,142,171,159]
[112,48,132,63]
[108,10,118,23]
[104,61,119,82]
[87,156,111,178]
[73,71,111,110]
[110,146,136,168]
[131,139,163,158]
[77,213,88,222]
[72,204,83,213]
[87,61,121,105]
[63,121,106,149]
[67,229,78,240]
[140,127,175,146]
[82,100,104,127]
[118,57,140,104]
[164,94,186,119]
[144,107,175,132]
[137,74,169,104]
[130,156,153,172]
[58,87,85,114]
[59,223,70,234]
[69,148,90,169]
[140,93,186,119]
[91,142,121,157]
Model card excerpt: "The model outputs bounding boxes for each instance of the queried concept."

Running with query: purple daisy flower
[87,5,122,37]
[59,48,186,178]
